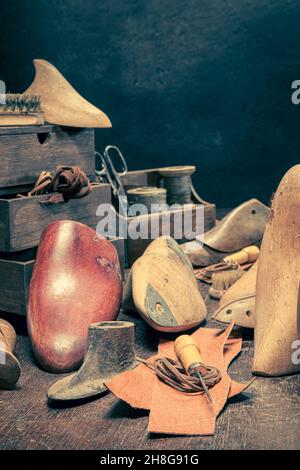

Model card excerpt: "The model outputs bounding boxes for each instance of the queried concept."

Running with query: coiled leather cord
[137,356,221,394]
[22,166,92,201]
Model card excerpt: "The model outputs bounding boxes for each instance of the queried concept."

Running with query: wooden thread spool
[223,245,259,265]
[174,334,206,375]
[127,186,167,216]
[0,319,21,389]
[159,166,196,205]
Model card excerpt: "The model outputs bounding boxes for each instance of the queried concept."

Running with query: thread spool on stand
[127,187,167,216]
[159,166,196,205]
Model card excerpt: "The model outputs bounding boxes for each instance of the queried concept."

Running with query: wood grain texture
[27,221,123,373]
[0,125,95,189]
[0,183,111,252]
[0,278,298,450]
[0,238,125,317]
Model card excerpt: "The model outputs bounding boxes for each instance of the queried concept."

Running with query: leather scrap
[105,324,252,435]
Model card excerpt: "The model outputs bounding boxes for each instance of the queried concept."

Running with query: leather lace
[137,356,221,394]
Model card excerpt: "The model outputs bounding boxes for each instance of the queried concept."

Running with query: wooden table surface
[0,278,299,451]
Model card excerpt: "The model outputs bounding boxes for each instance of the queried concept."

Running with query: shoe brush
[208,245,259,300]
[209,269,245,300]
[0,93,44,126]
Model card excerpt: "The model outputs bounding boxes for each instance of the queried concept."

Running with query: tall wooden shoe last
[253,165,300,376]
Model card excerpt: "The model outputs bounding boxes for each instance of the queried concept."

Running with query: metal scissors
[95,145,128,215]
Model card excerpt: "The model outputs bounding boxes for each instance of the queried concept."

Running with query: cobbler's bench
[0,276,299,450]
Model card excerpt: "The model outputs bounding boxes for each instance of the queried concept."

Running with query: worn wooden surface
[0,278,299,450]
[0,125,95,191]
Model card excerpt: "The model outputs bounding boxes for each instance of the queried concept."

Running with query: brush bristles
[0,94,41,113]
[211,269,245,291]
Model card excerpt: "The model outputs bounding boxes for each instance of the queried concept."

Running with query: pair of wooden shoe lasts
[214,165,300,377]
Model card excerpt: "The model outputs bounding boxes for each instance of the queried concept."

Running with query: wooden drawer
[0,183,111,252]
[0,237,125,316]
[0,125,95,194]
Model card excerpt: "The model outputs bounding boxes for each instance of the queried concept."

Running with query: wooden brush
[209,269,245,300]
[0,93,44,126]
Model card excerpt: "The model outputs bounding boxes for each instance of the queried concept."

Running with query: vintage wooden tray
[118,168,216,265]
[0,183,111,252]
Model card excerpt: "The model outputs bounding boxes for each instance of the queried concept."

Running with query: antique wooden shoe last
[27,221,122,373]
[253,165,300,376]
[0,319,21,389]
[181,199,269,267]
[213,261,257,328]
[25,59,111,128]
[123,237,207,332]
[47,321,137,401]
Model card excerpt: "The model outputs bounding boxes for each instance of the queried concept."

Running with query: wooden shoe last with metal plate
[123,237,207,332]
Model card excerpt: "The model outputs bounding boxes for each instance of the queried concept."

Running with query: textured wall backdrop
[1,0,300,207]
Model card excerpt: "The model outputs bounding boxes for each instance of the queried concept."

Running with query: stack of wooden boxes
[0,124,124,316]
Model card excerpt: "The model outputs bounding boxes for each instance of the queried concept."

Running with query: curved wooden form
[0,319,21,389]
[25,59,111,128]
[213,261,257,328]
[123,237,207,332]
[181,199,269,267]
[27,220,122,373]
[253,165,300,376]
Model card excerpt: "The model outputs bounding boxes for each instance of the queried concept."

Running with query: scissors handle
[95,146,128,216]
[104,145,128,177]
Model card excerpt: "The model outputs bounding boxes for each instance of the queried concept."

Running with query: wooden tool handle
[0,319,16,353]
[174,335,203,372]
[223,245,259,265]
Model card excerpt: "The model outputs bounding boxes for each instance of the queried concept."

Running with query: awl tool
[174,334,214,404]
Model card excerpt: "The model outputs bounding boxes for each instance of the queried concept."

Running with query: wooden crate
[0,183,111,252]
[120,169,216,265]
[0,125,95,195]
[0,238,125,316]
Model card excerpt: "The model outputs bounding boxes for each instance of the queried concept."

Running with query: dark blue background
[1,0,300,207]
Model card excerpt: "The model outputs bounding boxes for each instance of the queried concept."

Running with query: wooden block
[0,183,111,252]
[0,238,125,316]
[0,125,95,192]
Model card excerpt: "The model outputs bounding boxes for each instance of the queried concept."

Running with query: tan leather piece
[213,261,257,328]
[123,237,207,332]
[106,335,245,413]
[253,165,300,376]
[106,324,252,435]
[25,59,111,128]
[181,199,269,267]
